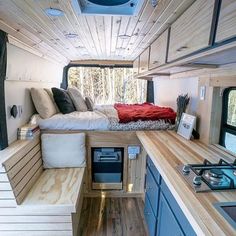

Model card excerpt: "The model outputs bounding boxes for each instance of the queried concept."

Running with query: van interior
[0,0,236,235]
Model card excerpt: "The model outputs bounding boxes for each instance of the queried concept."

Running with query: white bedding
[38,110,110,130]
[32,105,174,131]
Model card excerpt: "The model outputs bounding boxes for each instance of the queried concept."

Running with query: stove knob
[182,165,190,174]
[193,176,202,186]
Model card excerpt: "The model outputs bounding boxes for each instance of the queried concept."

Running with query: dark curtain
[60,66,68,89]
[0,30,8,150]
[146,80,154,103]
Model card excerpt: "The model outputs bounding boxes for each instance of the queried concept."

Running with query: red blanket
[114,103,176,123]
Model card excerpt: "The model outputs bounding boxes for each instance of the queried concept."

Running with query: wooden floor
[78,197,148,236]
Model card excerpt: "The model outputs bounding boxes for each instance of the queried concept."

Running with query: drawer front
[161,180,196,236]
[133,56,139,76]
[157,193,184,236]
[149,29,168,70]
[144,195,157,236]
[139,47,149,74]
[168,0,215,62]
[146,167,160,217]
[216,0,236,43]
[147,156,161,184]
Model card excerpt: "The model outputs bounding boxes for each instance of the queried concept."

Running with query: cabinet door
[216,0,236,43]
[149,29,168,70]
[139,47,150,74]
[161,180,196,236]
[157,193,184,236]
[168,0,215,62]
[144,195,157,236]
[147,156,161,184]
[146,167,160,217]
[133,57,139,76]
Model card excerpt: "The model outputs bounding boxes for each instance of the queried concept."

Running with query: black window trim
[219,87,236,148]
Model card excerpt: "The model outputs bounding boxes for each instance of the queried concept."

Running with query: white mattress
[38,110,110,130]
[32,105,174,131]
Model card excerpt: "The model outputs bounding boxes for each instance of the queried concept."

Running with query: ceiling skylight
[72,0,144,16]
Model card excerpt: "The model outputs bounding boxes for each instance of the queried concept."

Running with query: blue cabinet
[161,180,196,236]
[147,156,161,184]
[157,193,184,236]
[146,167,160,217]
[144,155,196,236]
[144,195,157,236]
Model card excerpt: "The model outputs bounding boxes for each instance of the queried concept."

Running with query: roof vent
[72,0,144,15]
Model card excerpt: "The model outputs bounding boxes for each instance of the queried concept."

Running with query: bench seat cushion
[21,168,85,213]
[41,133,86,169]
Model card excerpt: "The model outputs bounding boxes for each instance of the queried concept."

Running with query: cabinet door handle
[153,60,159,64]
[176,46,188,52]
[144,211,151,215]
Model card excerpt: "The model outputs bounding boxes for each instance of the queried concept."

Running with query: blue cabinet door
[157,193,184,236]
[144,194,157,236]
[146,167,160,217]
[161,180,196,236]
[147,155,161,184]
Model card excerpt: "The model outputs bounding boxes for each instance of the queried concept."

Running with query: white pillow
[67,87,88,112]
[41,133,86,168]
[31,88,57,119]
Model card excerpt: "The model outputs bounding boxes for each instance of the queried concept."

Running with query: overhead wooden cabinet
[133,57,139,76]
[149,29,168,70]
[139,47,149,74]
[215,0,236,43]
[168,0,215,62]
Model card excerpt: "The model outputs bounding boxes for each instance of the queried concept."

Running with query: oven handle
[98,155,119,161]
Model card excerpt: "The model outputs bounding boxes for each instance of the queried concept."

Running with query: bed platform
[41,130,147,197]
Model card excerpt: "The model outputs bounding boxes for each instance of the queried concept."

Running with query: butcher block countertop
[136,130,236,236]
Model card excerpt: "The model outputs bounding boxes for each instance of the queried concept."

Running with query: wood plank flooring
[78,198,148,236]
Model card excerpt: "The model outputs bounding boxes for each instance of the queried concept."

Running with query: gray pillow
[31,88,57,119]
[67,87,88,112]
[85,97,94,111]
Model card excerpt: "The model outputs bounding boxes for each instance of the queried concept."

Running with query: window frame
[62,63,132,89]
[64,63,148,104]
[219,87,236,148]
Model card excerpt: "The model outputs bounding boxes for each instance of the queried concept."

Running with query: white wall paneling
[5,44,63,144]
[153,76,199,115]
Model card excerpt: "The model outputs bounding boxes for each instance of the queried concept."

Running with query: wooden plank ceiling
[0,0,194,65]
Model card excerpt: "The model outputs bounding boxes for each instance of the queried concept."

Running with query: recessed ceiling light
[45,8,64,17]
[65,33,79,39]
[118,34,131,39]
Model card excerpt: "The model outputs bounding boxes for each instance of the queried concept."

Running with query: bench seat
[0,137,85,235]
[21,168,85,214]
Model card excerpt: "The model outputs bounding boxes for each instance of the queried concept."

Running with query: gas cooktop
[177,159,236,192]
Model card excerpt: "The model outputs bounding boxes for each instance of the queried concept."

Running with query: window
[67,66,147,104]
[220,87,236,154]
